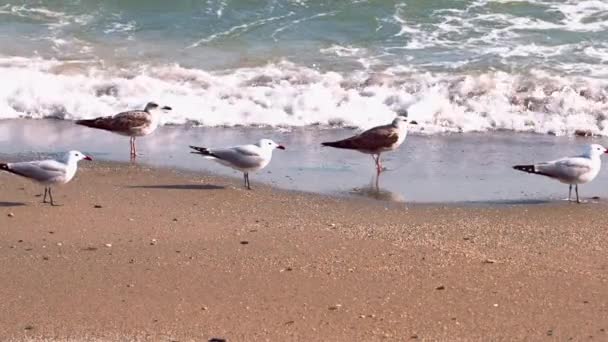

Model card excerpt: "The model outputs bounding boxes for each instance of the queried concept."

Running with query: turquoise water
[2,0,607,72]
[0,1,608,135]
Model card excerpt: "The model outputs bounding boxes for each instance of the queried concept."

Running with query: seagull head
[392,116,418,128]
[258,139,286,151]
[144,102,172,113]
[65,150,93,164]
[584,144,608,158]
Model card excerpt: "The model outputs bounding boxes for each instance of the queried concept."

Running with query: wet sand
[0,162,607,341]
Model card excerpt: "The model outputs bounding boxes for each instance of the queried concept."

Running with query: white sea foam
[188,12,295,47]
[104,21,137,34]
[1,56,608,136]
[384,0,608,73]
[320,45,367,57]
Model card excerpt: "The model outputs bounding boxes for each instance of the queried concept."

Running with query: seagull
[75,102,172,158]
[189,139,286,190]
[513,144,608,203]
[321,116,417,174]
[0,151,92,206]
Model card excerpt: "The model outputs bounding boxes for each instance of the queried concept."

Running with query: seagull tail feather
[75,117,117,132]
[321,140,354,149]
[75,119,97,127]
[0,163,21,176]
[513,164,538,174]
[189,145,218,158]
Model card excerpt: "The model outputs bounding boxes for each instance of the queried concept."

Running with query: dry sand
[0,162,606,341]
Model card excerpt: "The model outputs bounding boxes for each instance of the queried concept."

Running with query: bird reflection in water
[350,173,405,203]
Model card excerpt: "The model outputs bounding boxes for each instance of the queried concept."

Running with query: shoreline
[3,118,608,204]
[1,161,607,340]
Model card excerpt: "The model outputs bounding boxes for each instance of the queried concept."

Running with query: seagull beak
[277,145,286,150]
[84,155,93,161]
[409,120,418,125]
[161,106,172,111]
[605,149,608,154]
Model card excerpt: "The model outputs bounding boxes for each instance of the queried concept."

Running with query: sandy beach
[3,0,608,340]
[0,162,606,341]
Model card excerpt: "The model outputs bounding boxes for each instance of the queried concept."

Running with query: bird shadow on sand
[127,184,225,190]
[0,201,26,207]
[460,199,555,206]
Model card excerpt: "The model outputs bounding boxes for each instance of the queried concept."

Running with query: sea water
[1,0,608,135]
[1,1,608,202]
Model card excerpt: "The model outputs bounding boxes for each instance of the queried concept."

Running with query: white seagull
[321,116,417,174]
[190,139,286,190]
[0,150,93,206]
[513,143,608,203]
[75,102,172,158]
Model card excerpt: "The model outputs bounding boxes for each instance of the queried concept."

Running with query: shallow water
[2,119,608,203]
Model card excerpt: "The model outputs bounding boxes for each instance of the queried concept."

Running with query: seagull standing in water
[189,139,286,190]
[513,144,608,203]
[75,102,171,158]
[321,116,417,174]
[0,151,92,206]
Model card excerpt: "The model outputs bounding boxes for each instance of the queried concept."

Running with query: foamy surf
[1,56,607,136]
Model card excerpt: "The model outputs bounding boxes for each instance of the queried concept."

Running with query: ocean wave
[1,56,607,136]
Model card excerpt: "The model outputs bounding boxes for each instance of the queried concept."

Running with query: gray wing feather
[9,160,66,182]
[210,145,264,169]
[536,157,592,181]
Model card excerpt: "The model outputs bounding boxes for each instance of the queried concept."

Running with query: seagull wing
[6,160,67,183]
[209,145,266,169]
[113,110,152,128]
[536,157,593,182]
[323,124,398,151]
[76,110,151,132]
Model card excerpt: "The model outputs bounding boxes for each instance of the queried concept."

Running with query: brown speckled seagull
[75,102,171,158]
[321,116,417,174]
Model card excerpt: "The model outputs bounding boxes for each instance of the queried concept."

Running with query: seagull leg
[129,137,133,158]
[374,173,380,190]
[245,173,252,190]
[43,187,48,203]
[48,187,56,206]
[131,137,137,158]
[372,154,382,174]
[575,184,580,204]
[568,184,572,202]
